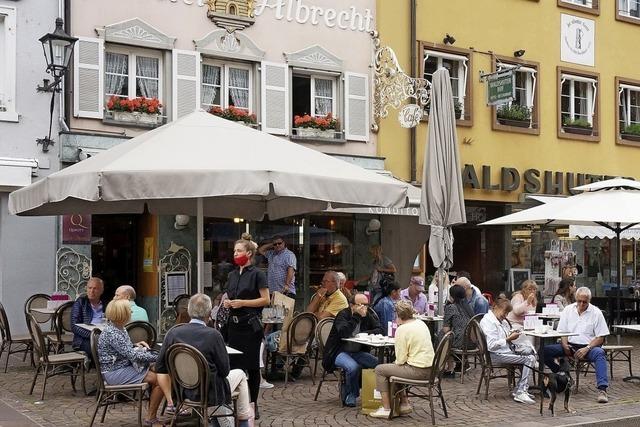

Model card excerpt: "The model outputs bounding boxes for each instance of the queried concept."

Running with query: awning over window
[0,157,38,192]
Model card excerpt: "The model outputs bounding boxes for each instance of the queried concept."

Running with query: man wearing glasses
[543,287,610,404]
[306,271,349,319]
[322,293,382,407]
[259,236,297,296]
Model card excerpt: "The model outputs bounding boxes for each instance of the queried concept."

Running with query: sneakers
[260,380,274,389]
[343,393,357,407]
[369,407,391,418]
[513,391,536,404]
[399,404,413,415]
[511,390,535,400]
[597,389,608,403]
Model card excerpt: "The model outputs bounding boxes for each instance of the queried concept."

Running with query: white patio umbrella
[9,111,410,291]
[481,178,640,322]
[419,68,467,314]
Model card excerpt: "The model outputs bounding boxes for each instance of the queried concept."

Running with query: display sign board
[62,214,91,244]
[561,14,595,67]
[486,70,515,106]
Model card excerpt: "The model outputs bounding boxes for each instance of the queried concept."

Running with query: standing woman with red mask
[224,234,270,414]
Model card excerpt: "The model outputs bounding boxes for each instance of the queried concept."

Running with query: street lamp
[36,18,78,152]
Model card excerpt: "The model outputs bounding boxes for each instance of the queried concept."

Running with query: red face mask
[234,254,249,266]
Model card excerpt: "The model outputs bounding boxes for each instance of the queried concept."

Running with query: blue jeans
[544,343,608,389]
[334,351,379,399]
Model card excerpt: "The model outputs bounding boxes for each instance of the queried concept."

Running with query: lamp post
[36,18,78,152]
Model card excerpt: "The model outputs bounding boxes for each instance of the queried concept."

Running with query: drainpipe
[60,0,71,132]
[410,0,417,182]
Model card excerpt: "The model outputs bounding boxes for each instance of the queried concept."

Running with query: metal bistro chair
[126,321,157,349]
[474,319,519,400]
[0,301,33,372]
[313,318,345,405]
[88,329,149,427]
[166,343,238,427]
[451,314,483,384]
[388,331,453,425]
[25,294,56,340]
[49,301,74,354]
[276,312,317,387]
[27,314,86,401]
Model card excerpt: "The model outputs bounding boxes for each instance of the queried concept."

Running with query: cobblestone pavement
[0,334,639,426]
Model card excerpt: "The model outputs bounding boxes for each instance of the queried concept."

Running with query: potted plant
[454,101,463,120]
[208,106,257,126]
[562,117,593,135]
[621,123,640,142]
[497,104,531,128]
[293,113,339,138]
[106,96,163,125]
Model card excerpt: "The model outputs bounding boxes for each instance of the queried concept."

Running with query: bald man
[114,285,149,322]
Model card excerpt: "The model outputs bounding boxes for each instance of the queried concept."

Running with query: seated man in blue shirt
[71,277,106,361]
[456,276,489,315]
[373,281,401,330]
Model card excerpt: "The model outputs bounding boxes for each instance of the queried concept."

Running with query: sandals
[165,404,191,416]
[143,418,165,427]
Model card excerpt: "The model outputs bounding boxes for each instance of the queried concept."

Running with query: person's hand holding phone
[507,330,521,342]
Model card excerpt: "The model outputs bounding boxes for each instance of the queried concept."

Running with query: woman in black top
[224,235,269,406]
[438,284,475,376]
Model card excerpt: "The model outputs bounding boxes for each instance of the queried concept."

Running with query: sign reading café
[462,164,633,196]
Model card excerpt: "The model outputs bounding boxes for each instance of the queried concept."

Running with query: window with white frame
[497,64,537,109]
[201,62,252,112]
[619,84,640,130]
[562,0,592,6]
[104,47,162,102]
[0,6,17,121]
[291,74,337,118]
[560,74,597,126]
[423,49,468,118]
[619,0,640,18]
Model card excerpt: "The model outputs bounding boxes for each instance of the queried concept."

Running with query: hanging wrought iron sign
[371,32,430,130]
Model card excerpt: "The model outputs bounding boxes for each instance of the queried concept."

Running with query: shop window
[105,48,162,102]
[616,77,640,146]
[0,6,17,122]
[617,0,640,24]
[291,74,339,140]
[201,61,252,113]
[557,67,600,142]
[557,0,600,15]
[492,57,539,135]
[420,43,473,126]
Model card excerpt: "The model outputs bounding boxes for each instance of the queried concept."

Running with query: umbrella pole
[616,227,621,325]
[437,268,445,316]
[197,197,204,294]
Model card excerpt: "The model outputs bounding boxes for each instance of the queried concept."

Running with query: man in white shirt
[543,287,610,404]
[479,298,537,404]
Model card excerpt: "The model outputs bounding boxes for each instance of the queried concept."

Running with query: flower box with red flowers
[294,113,339,139]
[106,96,164,125]
[208,106,257,126]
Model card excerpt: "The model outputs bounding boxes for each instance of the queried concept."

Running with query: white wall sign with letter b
[561,14,594,67]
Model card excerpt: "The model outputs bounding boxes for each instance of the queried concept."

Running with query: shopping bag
[272,291,296,353]
[361,368,382,415]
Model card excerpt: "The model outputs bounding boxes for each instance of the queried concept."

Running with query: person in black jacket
[322,293,382,407]
[156,294,252,425]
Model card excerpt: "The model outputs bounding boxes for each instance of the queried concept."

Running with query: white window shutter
[172,50,200,120]
[345,72,369,142]
[261,61,289,135]
[73,37,104,119]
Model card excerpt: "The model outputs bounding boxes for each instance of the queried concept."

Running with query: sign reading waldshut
[486,70,515,106]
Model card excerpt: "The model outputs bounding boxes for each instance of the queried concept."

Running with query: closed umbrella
[419,68,467,314]
[481,178,640,323]
[10,111,410,291]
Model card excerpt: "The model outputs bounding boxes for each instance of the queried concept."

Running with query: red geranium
[294,112,338,130]
[208,106,257,124]
[106,96,163,115]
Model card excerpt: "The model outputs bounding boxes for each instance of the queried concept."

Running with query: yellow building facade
[376,0,640,295]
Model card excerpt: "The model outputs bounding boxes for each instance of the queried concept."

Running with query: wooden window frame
[491,55,540,136]
[556,66,600,143]
[419,41,473,127]
[616,0,640,25]
[557,0,600,15]
[615,76,640,147]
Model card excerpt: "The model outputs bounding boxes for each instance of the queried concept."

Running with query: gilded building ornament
[371,32,430,131]
[207,0,256,32]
